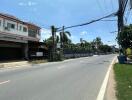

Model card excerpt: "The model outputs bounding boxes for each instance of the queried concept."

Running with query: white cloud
[80,31,88,36]
[18,2,26,6]
[18,1,37,6]
[28,1,37,6]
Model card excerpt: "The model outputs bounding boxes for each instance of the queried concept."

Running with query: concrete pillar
[22,43,29,60]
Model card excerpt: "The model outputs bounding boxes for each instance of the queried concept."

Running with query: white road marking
[57,66,66,69]
[93,55,99,57]
[63,57,90,62]
[96,56,117,100]
[0,80,10,85]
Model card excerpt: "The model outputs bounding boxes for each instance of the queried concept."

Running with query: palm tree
[60,31,71,47]
[93,37,102,49]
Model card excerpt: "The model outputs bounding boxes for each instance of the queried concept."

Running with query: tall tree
[93,37,103,49]
[60,31,71,44]
[118,25,132,49]
[44,35,59,48]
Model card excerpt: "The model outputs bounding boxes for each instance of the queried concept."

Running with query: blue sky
[0,0,131,46]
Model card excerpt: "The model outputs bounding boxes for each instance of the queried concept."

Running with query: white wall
[4,19,28,36]
[17,23,28,36]
[0,18,28,37]
[0,17,41,41]
[0,18,3,31]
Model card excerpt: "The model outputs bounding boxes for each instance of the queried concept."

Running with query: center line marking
[0,80,10,85]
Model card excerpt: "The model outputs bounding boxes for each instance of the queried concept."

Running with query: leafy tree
[93,37,103,48]
[43,35,59,48]
[99,45,112,53]
[118,25,132,49]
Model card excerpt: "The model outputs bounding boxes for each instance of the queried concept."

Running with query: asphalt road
[0,54,116,100]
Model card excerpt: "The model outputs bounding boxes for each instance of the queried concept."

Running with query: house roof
[0,12,21,21]
[0,12,40,29]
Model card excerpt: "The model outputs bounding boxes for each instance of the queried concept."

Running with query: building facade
[0,13,41,60]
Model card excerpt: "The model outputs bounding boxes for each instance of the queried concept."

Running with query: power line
[100,19,117,21]
[124,5,131,24]
[123,0,129,14]
[56,12,117,31]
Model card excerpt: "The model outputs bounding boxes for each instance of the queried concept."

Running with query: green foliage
[114,64,132,100]
[93,37,103,48]
[99,45,112,53]
[44,35,60,48]
[126,48,132,59]
[44,34,112,60]
[126,48,132,55]
[60,31,71,44]
[118,25,132,49]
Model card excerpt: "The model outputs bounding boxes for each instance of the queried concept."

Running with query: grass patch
[114,63,132,100]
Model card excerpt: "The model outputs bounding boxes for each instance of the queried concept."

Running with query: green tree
[93,37,103,48]
[118,25,132,49]
[99,45,112,53]
[43,35,59,48]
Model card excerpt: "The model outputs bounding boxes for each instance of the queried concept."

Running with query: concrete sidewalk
[0,61,31,69]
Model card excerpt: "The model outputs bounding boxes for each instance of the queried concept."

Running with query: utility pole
[61,26,65,57]
[117,0,125,55]
[51,25,56,61]
[130,0,132,9]
[118,0,124,33]
[60,26,65,49]
[62,26,65,48]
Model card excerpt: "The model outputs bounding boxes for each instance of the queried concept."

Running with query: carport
[0,41,23,60]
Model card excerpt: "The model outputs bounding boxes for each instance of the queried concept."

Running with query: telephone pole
[117,0,127,55]
[118,0,124,33]
[60,26,65,59]
[51,25,56,61]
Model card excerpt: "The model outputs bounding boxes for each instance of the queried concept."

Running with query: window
[28,29,36,37]
[7,23,15,29]
[23,27,27,32]
[19,26,22,31]
[11,24,15,29]
[0,20,1,26]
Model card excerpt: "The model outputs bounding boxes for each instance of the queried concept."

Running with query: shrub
[126,48,132,59]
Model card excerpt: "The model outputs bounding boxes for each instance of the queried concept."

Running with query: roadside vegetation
[44,34,115,61]
[114,63,132,100]
[115,24,132,100]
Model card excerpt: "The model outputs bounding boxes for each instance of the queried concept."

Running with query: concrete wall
[0,17,40,41]
[0,17,3,31]
[4,19,28,36]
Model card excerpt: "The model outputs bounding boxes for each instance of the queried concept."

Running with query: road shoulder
[96,56,117,100]
[104,64,117,100]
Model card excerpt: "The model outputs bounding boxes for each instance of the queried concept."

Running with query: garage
[0,41,23,60]
[0,47,23,60]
